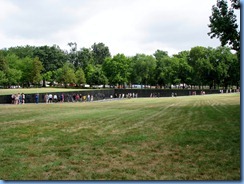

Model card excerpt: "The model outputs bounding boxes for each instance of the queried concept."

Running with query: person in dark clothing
[35,93,39,104]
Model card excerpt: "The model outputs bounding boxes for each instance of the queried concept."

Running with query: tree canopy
[208,0,240,53]
[0,42,239,90]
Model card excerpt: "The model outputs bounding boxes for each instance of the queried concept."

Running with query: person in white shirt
[48,94,53,103]
[53,94,58,103]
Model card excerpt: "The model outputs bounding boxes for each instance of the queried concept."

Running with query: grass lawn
[0,87,96,96]
[0,93,240,180]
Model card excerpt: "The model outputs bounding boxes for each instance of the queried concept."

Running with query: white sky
[0,0,240,56]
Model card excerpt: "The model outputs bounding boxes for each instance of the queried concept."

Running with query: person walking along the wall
[22,93,25,104]
[35,93,39,104]
[11,94,15,104]
[61,93,64,102]
[19,93,22,104]
[44,94,48,104]
[48,94,52,103]
[53,94,58,103]
[14,94,18,104]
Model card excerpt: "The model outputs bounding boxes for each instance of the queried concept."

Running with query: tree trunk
[42,78,46,87]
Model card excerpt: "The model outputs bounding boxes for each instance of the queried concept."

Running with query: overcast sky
[0,0,240,56]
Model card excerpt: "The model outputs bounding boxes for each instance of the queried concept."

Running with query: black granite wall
[0,89,224,104]
[0,90,114,104]
[114,89,221,98]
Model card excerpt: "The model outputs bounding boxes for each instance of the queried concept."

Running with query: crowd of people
[43,93,66,103]
[61,93,94,103]
[11,93,25,104]
[114,93,138,98]
[10,89,238,104]
[10,92,140,104]
[150,93,160,98]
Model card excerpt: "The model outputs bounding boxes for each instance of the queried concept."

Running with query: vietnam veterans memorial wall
[0,89,225,104]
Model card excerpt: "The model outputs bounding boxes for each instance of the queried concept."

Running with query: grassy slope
[0,94,240,180]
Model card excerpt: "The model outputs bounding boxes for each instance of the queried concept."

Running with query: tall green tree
[4,53,20,69]
[154,50,168,61]
[7,45,35,58]
[5,68,22,86]
[77,47,94,69]
[0,71,7,86]
[67,42,78,68]
[0,52,22,87]
[42,71,53,86]
[13,57,43,87]
[130,54,156,87]
[91,42,111,65]
[209,46,239,88]
[103,54,130,87]
[55,63,76,88]
[0,52,9,86]
[31,57,43,86]
[0,52,8,71]
[3,53,23,87]
[155,57,178,88]
[173,51,192,88]
[154,50,169,88]
[75,68,86,86]
[85,64,95,85]
[34,45,67,86]
[227,53,239,88]
[89,65,108,87]
[208,0,240,53]
[188,46,214,88]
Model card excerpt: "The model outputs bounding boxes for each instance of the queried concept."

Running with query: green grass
[0,93,240,180]
[0,87,97,96]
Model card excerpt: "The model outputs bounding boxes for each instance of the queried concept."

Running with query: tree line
[0,43,239,89]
